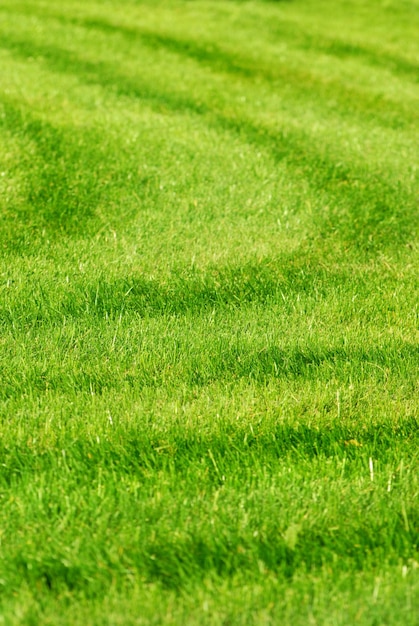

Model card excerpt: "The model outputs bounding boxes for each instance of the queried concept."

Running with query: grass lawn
[0,0,418,623]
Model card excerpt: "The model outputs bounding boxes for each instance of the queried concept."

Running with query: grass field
[0,0,418,623]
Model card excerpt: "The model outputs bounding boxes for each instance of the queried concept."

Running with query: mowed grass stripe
[1,419,418,592]
[1,8,417,132]
[0,55,416,250]
[1,301,418,398]
[1,252,418,324]
[0,3,416,254]
[2,0,418,86]
[1,2,417,123]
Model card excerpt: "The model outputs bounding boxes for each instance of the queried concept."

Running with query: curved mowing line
[0,255,373,324]
[2,7,417,129]
[0,100,101,231]
[0,35,417,250]
[2,2,418,84]
[0,96,156,244]
[78,16,419,101]
[302,38,419,82]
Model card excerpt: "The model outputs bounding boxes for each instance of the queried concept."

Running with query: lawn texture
[0,0,418,623]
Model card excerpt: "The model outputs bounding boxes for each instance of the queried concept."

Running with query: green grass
[0,0,418,623]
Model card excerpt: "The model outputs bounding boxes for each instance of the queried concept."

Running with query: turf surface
[0,0,418,623]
